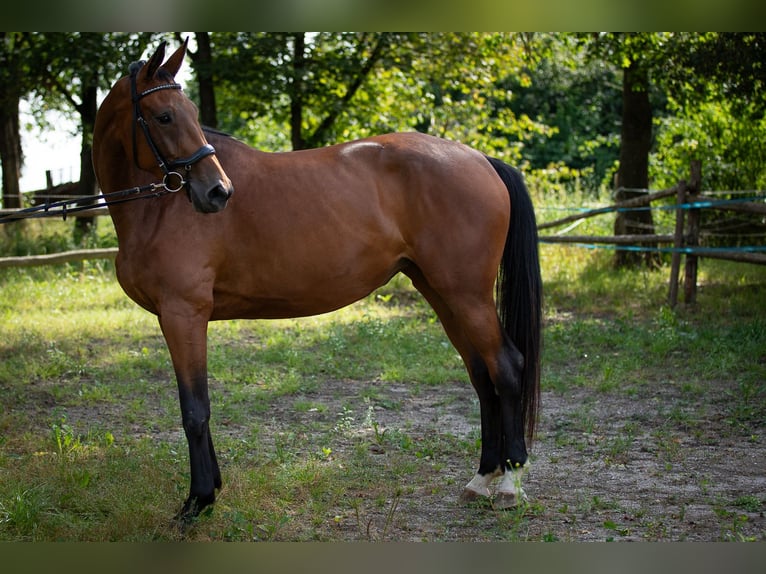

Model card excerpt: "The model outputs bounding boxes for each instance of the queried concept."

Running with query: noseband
[130,65,216,193]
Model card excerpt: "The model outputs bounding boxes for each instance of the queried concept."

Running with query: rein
[0,64,217,225]
[0,178,181,224]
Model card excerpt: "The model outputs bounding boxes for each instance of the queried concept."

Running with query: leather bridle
[129,65,216,193]
[0,66,222,225]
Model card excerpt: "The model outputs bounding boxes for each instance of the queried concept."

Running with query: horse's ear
[142,41,167,81]
[160,37,189,79]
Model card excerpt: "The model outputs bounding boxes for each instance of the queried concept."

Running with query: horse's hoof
[174,492,216,525]
[459,488,481,503]
[459,486,493,505]
[494,489,527,509]
[460,470,500,504]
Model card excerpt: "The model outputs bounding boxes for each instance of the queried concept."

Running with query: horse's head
[94,39,234,214]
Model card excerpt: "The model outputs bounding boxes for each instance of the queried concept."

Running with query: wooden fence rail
[537,160,766,307]
[0,248,117,270]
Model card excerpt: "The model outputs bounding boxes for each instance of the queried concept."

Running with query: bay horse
[92,39,542,521]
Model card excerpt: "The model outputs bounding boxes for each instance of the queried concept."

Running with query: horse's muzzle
[192,180,234,213]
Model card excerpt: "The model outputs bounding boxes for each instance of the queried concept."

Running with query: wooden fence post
[683,160,702,305]
[668,180,686,308]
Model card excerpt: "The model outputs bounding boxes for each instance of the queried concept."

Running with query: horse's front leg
[159,308,221,521]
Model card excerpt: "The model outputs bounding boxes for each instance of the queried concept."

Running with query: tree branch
[305,33,389,148]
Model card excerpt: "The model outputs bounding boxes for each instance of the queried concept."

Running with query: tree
[181,32,218,129]
[581,33,670,268]
[653,33,766,191]
[31,33,152,238]
[577,33,766,265]
[653,33,766,247]
[0,33,37,210]
[198,32,394,151]
[377,33,538,163]
[503,33,622,191]
[200,32,537,165]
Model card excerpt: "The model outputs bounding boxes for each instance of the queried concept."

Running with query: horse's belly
[210,257,404,321]
[210,283,381,320]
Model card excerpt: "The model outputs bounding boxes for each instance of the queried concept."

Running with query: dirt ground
[240,376,765,541]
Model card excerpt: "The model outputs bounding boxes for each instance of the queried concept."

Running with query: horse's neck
[106,184,168,249]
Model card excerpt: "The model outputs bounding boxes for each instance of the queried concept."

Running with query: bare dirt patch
[26,367,763,541]
[221,376,765,541]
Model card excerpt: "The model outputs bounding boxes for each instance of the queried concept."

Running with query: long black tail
[485,156,542,442]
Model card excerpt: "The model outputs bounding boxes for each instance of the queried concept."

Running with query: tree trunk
[290,33,306,150]
[0,97,22,209]
[194,32,218,129]
[73,83,98,240]
[614,61,659,268]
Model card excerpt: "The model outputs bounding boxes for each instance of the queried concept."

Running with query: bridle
[0,66,220,225]
[129,63,216,194]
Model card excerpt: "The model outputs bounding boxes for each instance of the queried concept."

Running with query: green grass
[0,258,473,540]
[541,245,766,407]
[1,215,765,540]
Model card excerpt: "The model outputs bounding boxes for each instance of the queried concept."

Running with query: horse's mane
[202,127,250,149]
[202,126,237,139]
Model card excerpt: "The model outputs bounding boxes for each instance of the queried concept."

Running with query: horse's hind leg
[456,312,529,508]
[158,308,221,521]
[406,267,527,507]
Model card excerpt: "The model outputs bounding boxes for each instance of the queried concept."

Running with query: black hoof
[174,492,216,526]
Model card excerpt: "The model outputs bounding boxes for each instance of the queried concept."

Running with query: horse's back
[210,130,507,228]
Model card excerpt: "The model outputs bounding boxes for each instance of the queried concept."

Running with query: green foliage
[6,32,765,235]
[208,32,541,164]
[0,217,117,257]
[506,34,622,191]
[653,98,766,192]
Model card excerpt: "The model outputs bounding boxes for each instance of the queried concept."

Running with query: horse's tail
[485,156,542,442]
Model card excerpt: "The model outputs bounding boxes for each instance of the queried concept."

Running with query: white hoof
[494,465,528,509]
[460,470,500,503]
[494,488,527,509]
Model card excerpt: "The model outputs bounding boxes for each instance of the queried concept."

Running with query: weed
[714,506,755,542]
[349,487,403,541]
[732,495,763,514]
[51,416,82,456]
[495,500,543,541]
[255,512,291,541]
[603,519,631,538]
[333,406,356,434]
[0,487,50,539]
[603,423,635,465]
[725,377,766,429]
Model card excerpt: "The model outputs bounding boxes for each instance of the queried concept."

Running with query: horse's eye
[156,112,172,125]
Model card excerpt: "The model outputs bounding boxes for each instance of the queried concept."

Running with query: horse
[30,181,80,206]
[91,39,542,522]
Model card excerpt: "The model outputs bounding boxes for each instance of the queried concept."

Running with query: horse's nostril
[208,183,232,204]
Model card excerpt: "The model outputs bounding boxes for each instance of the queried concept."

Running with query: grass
[0,257,472,540]
[1,212,765,540]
